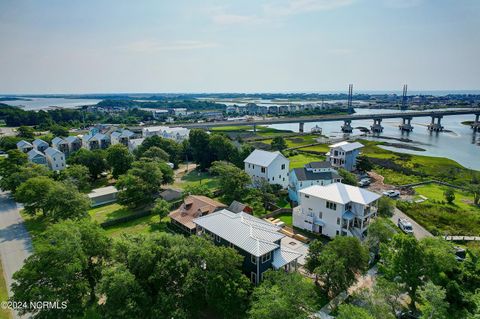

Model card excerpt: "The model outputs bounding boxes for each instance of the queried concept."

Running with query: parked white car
[383,190,400,198]
[397,218,414,234]
[358,178,371,187]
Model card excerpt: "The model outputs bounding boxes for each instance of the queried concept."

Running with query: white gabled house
[326,141,364,172]
[110,129,135,147]
[293,183,381,239]
[288,161,342,203]
[244,149,290,189]
[44,147,66,171]
[65,136,82,154]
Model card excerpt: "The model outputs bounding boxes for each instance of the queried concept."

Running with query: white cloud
[123,40,219,52]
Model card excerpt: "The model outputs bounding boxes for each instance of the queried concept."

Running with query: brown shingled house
[169,195,227,234]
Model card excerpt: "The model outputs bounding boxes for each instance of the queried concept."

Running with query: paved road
[0,191,33,319]
[391,207,433,240]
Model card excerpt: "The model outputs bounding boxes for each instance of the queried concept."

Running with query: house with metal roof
[32,138,49,152]
[326,141,364,171]
[27,149,47,166]
[228,200,253,214]
[44,147,66,171]
[51,137,69,154]
[16,140,33,153]
[293,183,381,239]
[244,149,290,189]
[193,209,301,284]
[110,129,135,147]
[288,161,343,203]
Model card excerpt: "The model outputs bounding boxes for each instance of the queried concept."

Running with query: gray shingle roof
[51,137,67,146]
[194,209,284,257]
[65,136,80,143]
[292,167,341,182]
[305,161,332,169]
[228,200,248,214]
[244,149,287,167]
[16,140,32,148]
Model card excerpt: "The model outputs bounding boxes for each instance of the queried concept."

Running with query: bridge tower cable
[401,84,408,110]
[347,84,353,113]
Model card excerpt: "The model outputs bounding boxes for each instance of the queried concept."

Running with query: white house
[326,141,364,172]
[141,126,190,141]
[16,140,33,153]
[81,133,110,150]
[128,138,145,152]
[293,183,381,239]
[32,139,49,152]
[244,149,290,189]
[288,161,342,203]
[44,147,66,171]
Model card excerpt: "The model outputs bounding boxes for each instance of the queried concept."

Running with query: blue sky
[0,0,479,94]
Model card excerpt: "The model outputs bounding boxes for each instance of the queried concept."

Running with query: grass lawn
[88,203,136,224]
[275,197,291,208]
[397,184,480,235]
[261,134,321,148]
[0,258,11,319]
[288,153,324,169]
[103,215,172,238]
[276,212,293,227]
[297,144,330,153]
[211,125,292,137]
[173,169,220,190]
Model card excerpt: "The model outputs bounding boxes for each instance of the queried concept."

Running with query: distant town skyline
[1,0,479,94]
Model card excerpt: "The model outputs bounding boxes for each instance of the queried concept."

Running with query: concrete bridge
[169,108,480,133]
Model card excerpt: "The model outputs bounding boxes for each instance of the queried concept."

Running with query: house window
[272,177,275,181]
[304,194,310,198]
[336,230,340,235]
[229,242,235,248]
[281,164,285,170]
[215,234,221,243]
[278,175,281,178]
[319,212,323,218]
[262,252,272,263]
[326,201,337,210]
[251,272,257,284]
[337,217,341,225]
[251,255,257,265]
[261,167,266,173]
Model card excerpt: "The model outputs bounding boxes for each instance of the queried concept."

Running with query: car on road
[397,218,414,234]
[358,178,371,187]
[383,190,400,198]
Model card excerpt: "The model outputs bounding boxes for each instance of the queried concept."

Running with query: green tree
[0,163,50,193]
[15,176,56,216]
[314,236,368,297]
[68,148,109,179]
[251,179,278,208]
[44,182,90,221]
[11,220,110,318]
[380,234,426,310]
[49,124,69,137]
[210,161,251,202]
[17,125,34,139]
[106,144,135,178]
[336,304,375,319]
[365,217,396,256]
[444,188,455,204]
[183,184,213,197]
[136,135,182,167]
[0,136,21,151]
[189,129,213,169]
[249,271,316,319]
[419,237,456,285]
[98,233,250,319]
[116,160,164,207]
[418,281,448,319]
[158,161,174,184]
[356,155,373,172]
[151,198,171,222]
[141,146,169,162]
[470,185,480,206]
[59,164,91,192]
[338,168,358,186]
[270,136,287,151]
[304,239,323,283]
[209,133,239,163]
[377,197,395,217]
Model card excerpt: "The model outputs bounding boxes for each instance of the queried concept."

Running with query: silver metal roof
[44,147,63,157]
[32,139,48,147]
[244,149,287,167]
[194,209,285,257]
